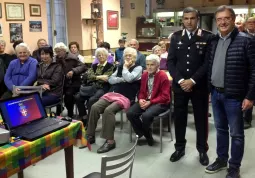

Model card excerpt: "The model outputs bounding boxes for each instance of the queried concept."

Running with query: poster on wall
[107,10,119,29]
[29,21,42,32]
[9,23,23,43]
[0,23,2,37]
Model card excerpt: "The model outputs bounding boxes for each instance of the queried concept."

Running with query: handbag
[79,84,97,97]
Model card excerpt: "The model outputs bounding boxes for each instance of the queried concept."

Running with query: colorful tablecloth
[0,120,87,178]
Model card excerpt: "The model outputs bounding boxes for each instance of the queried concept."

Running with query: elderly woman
[158,41,168,70]
[2,43,38,99]
[92,42,114,64]
[69,41,85,63]
[37,46,64,106]
[75,48,114,124]
[127,54,170,146]
[54,42,87,117]
[86,47,142,153]
[32,39,47,62]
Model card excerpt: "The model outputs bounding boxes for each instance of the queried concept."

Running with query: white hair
[95,47,109,57]
[129,39,139,45]
[123,47,137,61]
[0,40,6,46]
[235,16,245,24]
[152,45,161,53]
[54,42,69,52]
[146,54,160,64]
[15,43,31,54]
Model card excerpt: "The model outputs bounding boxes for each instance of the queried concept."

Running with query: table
[0,120,88,178]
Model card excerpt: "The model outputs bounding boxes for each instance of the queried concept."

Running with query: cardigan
[138,70,171,105]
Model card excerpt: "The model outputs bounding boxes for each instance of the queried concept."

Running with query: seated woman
[158,41,169,70]
[69,41,85,63]
[92,42,114,64]
[54,42,87,117]
[37,46,64,106]
[86,47,142,153]
[2,43,38,99]
[75,48,114,124]
[127,54,171,146]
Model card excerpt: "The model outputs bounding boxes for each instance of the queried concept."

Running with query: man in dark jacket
[205,6,255,178]
[54,42,87,117]
[168,7,213,166]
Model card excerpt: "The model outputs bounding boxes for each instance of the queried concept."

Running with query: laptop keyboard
[14,118,61,134]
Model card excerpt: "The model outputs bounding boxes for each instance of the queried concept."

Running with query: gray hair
[152,45,162,53]
[0,40,6,46]
[15,43,31,54]
[129,39,139,45]
[123,47,137,61]
[95,47,109,57]
[183,7,199,18]
[146,54,160,64]
[54,42,69,52]
[246,16,255,23]
[215,5,236,19]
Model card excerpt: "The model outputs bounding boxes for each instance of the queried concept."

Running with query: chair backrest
[100,135,139,178]
[13,85,43,98]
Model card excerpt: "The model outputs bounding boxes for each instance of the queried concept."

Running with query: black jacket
[208,28,255,100]
[37,62,64,97]
[167,28,213,93]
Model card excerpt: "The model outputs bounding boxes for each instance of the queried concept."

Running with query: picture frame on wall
[5,2,25,21]
[0,23,3,37]
[9,23,23,43]
[29,21,42,32]
[107,10,119,29]
[29,4,41,17]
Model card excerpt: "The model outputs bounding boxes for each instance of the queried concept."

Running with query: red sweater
[138,70,171,105]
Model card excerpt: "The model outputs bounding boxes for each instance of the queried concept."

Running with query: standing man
[205,6,255,178]
[245,17,255,36]
[168,7,213,166]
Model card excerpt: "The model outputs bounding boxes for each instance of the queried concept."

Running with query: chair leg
[129,122,132,143]
[120,111,123,130]
[169,111,173,141]
[160,117,163,153]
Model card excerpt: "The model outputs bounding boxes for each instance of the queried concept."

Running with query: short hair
[246,16,255,22]
[183,7,199,18]
[68,41,80,51]
[214,5,236,19]
[0,40,6,46]
[123,47,137,61]
[95,47,109,57]
[118,39,126,43]
[158,41,166,48]
[39,46,54,58]
[54,42,69,52]
[152,45,162,53]
[37,39,47,46]
[235,16,245,24]
[146,54,160,65]
[129,39,139,45]
[100,42,111,50]
[15,43,31,54]
[13,39,24,50]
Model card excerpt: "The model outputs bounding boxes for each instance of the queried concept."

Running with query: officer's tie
[189,33,193,40]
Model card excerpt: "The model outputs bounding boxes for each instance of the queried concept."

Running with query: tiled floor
[10,106,255,178]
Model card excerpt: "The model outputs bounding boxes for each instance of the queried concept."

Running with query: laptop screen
[0,93,46,129]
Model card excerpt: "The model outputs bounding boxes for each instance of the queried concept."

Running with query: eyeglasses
[216,17,232,23]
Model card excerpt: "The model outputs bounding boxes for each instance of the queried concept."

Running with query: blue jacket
[4,57,38,91]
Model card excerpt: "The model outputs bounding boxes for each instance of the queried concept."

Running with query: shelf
[83,18,102,24]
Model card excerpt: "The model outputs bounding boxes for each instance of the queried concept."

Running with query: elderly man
[245,17,255,36]
[3,43,38,99]
[168,7,213,166]
[205,6,255,178]
[127,54,170,146]
[235,16,245,32]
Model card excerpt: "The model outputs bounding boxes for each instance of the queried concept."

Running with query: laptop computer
[0,92,70,141]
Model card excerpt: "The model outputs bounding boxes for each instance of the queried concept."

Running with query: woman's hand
[66,71,74,79]
[124,60,133,69]
[42,84,50,90]
[97,75,109,82]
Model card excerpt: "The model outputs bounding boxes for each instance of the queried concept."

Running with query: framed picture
[0,23,3,37]
[29,4,41,17]
[29,21,42,32]
[107,10,119,29]
[5,3,25,21]
[131,3,135,9]
[9,23,23,43]
[0,3,2,18]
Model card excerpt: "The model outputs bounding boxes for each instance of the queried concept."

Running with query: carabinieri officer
[167,7,214,166]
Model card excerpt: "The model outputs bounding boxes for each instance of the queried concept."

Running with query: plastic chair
[83,135,139,178]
